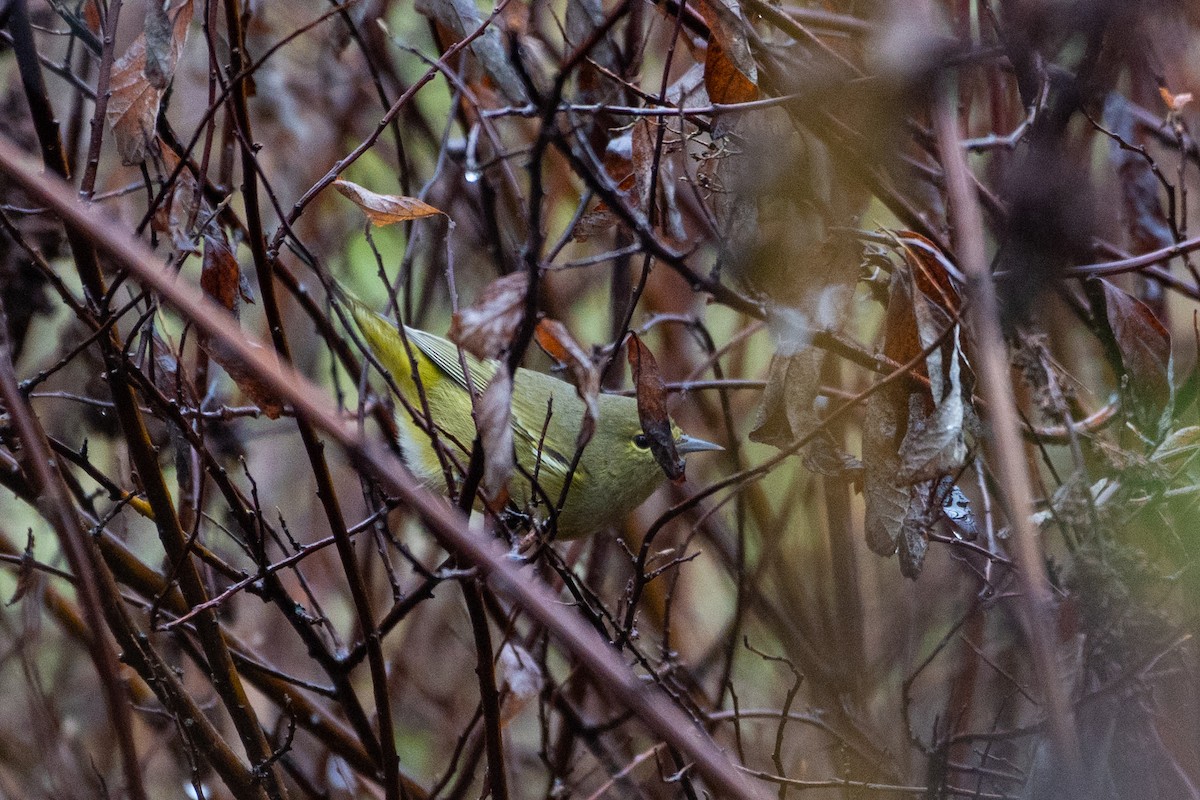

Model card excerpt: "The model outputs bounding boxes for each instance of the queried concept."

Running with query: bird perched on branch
[345,295,721,538]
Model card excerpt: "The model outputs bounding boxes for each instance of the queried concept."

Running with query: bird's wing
[406,327,587,484]
[402,327,499,392]
[509,372,590,484]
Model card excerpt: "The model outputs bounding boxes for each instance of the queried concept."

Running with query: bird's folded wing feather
[403,326,585,484]
[402,326,498,392]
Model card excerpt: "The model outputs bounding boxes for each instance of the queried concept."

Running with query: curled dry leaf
[333,179,446,227]
[107,0,195,164]
[150,148,200,253]
[449,272,529,360]
[571,207,620,242]
[476,367,515,510]
[631,118,656,212]
[83,1,102,35]
[413,0,528,103]
[144,1,174,90]
[895,231,963,318]
[534,318,599,449]
[571,126,649,242]
[150,332,198,408]
[897,300,967,484]
[627,333,684,481]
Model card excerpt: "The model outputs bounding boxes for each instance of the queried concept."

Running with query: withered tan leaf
[748,349,822,448]
[333,179,447,226]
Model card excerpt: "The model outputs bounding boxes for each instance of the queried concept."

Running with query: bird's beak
[676,434,723,455]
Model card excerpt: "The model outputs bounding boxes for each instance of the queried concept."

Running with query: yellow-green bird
[347,298,721,538]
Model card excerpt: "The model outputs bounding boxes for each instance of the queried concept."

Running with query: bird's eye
[633,433,650,449]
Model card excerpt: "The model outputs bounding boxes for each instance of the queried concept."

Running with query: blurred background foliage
[2,0,1200,798]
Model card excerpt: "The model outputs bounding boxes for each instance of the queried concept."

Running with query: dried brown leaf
[631,119,656,211]
[748,350,822,448]
[147,147,204,254]
[897,303,967,483]
[695,0,759,105]
[449,272,529,360]
[144,1,174,90]
[150,332,198,407]
[202,338,285,420]
[534,318,599,448]
[106,0,194,164]
[200,228,241,314]
[627,333,684,481]
[333,180,446,226]
[571,207,618,242]
[413,0,528,103]
[83,1,102,35]
[1095,278,1174,433]
[498,642,543,726]
[1160,86,1194,113]
[896,231,962,317]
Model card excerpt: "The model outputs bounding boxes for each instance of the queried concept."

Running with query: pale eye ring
[633,433,650,449]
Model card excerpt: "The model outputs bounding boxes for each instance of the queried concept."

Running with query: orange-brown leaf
[200,229,241,314]
[694,0,759,105]
[895,231,962,317]
[83,2,102,35]
[704,38,759,105]
[449,272,529,360]
[203,338,286,420]
[627,333,684,481]
[333,180,446,226]
[535,318,599,448]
